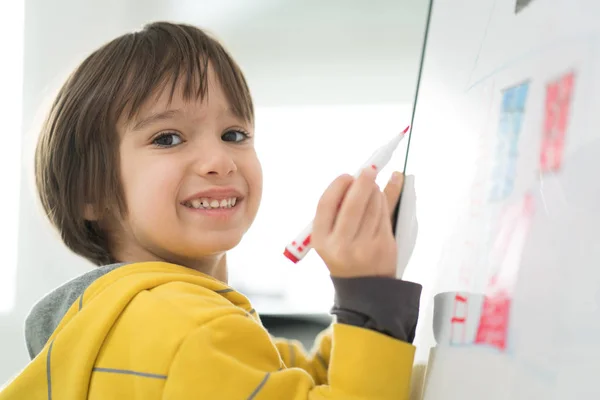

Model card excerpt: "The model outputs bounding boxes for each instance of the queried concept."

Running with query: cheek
[248,156,263,203]
[121,155,181,219]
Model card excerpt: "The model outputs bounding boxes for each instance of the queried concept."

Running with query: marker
[283,125,410,264]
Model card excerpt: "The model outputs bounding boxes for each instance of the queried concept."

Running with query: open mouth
[182,197,240,210]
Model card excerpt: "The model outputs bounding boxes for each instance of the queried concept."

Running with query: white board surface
[397,0,600,398]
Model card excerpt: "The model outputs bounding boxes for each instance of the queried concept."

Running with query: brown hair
[35,21,254,265]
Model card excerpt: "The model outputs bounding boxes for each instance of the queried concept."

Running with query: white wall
[1,0,427,384]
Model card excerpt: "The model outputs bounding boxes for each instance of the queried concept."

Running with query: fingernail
[390,171,404,184]
[363,166,377,178]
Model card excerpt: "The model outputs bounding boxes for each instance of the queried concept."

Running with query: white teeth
[191,199,202,209]
[186,197,238,209]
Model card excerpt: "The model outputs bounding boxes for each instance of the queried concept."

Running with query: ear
[83,203,99,221]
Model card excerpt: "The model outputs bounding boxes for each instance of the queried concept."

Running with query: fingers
[314,170,403,247]
[383,172,404,218]
[333,168,378,239]
[312,170,400,280]
[313,174,354,240]
[356,186,383,239]
[378,189,394,236]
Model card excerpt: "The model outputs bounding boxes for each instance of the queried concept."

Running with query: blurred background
[0,0,429,384]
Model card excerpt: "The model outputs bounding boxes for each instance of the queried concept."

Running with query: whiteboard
[397,0,600,398]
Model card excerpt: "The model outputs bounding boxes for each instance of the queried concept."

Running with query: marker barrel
[283,222,313,263]
[284,126,409,264]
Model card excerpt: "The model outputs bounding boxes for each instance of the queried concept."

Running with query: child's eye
[153,132,183,148]
[222,129,250,143]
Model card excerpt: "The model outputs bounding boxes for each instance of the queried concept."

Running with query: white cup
[432,291,485,346]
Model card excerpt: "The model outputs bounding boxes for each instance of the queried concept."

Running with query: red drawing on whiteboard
[475,290,511,350]
[540,72,575,173]
[475,194,535,351]
[450,293,469,344]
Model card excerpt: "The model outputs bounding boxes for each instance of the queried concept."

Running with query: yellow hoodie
[1,262,416,399]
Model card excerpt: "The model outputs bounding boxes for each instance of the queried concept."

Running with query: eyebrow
[131,109,182,132]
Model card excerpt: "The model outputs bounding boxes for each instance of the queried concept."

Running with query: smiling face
[109,68,263,271]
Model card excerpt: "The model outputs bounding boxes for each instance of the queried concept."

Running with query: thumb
[383,171,404,218]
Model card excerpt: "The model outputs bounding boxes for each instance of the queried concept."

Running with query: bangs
[110,22,254,125]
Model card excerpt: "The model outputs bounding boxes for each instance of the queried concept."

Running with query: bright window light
[228,104,412,314]
[0,1,25,312]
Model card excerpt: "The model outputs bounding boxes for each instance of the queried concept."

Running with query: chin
[190,234,244,255]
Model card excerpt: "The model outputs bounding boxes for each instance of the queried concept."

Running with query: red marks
[475,194,535,351]
[302,235,311,246]
[283,249,299,263]
[455,294,467,302]
[289,235,311,257]
[450,293,469,344]
[370,164,377,170]
[475,291,511,350]
[402,125,410,134]
[540,71,575,173]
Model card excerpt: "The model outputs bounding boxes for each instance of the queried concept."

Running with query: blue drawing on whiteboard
[490,82,530,202]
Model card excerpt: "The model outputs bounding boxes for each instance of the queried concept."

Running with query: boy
[1,22,422,399]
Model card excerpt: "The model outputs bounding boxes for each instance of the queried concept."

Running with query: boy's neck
[175,253,227,280]
[113,246,228,282]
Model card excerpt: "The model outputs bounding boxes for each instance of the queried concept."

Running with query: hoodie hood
[2,261,246,400]
[25,263,125,360]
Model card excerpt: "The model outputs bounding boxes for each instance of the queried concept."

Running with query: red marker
[284,126,410,263]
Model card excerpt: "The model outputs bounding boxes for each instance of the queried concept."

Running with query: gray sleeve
[330,276,422,343]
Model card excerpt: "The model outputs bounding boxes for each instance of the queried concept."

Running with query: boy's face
[112,67,262,270]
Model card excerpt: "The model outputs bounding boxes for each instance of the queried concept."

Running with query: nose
[192,139,237,177]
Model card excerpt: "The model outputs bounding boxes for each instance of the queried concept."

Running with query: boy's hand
[312,169,404,278]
